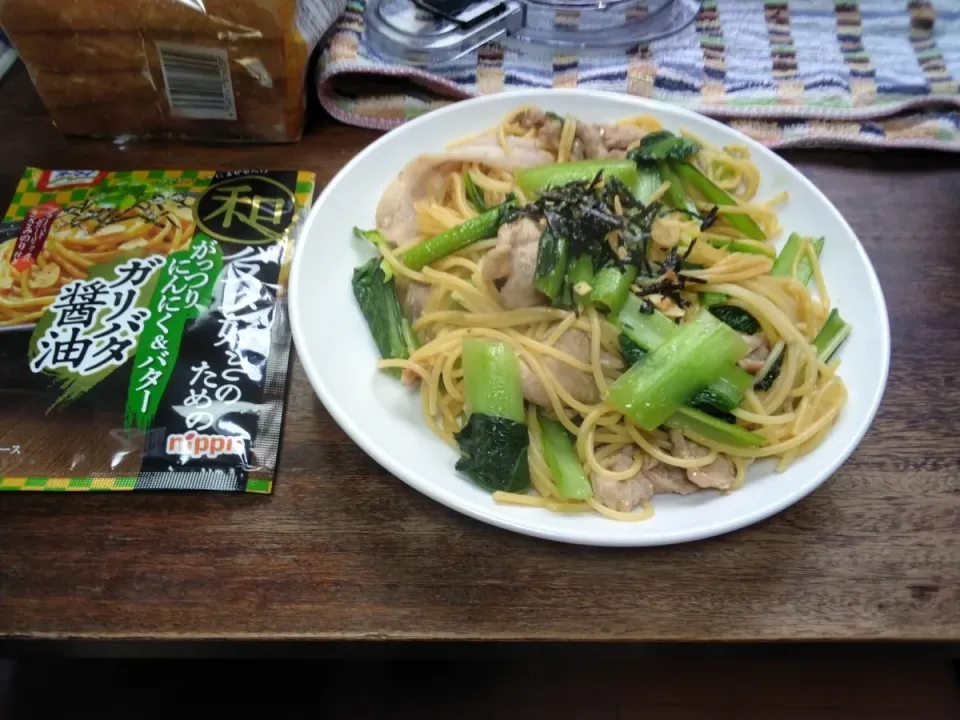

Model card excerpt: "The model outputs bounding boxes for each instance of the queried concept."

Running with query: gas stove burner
[366,0,701,64]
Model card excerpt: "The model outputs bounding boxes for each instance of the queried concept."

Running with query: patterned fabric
[317,0,960,150]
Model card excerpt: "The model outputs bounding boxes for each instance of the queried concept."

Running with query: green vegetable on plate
[606,309,747,431]
[516,159,639,196]
[401,200,515,271]
[454,339,530,493]
[538,412,593,500]
[351,258,419,375]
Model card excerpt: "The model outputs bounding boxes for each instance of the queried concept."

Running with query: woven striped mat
[317,0,960,150]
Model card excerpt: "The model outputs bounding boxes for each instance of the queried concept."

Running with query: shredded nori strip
[754,352,783,392]
[662,204,719,231]
[699,205,719,231]
[505,174,659,275]
[628,239,704,309]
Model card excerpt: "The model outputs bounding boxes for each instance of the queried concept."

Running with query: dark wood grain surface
[1,65,959,642]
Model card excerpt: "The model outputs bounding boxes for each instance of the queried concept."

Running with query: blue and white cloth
[317,0,960,151]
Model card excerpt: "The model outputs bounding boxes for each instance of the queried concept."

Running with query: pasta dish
[1,179,195,328]
[352,107,851,521]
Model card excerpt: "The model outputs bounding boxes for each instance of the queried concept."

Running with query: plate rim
[289,88,891,546]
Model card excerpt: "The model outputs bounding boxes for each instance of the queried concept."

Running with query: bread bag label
[0,168,315,493]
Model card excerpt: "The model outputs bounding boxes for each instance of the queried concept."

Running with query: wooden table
[1,65,959,644]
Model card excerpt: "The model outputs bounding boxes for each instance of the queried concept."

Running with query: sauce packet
[0,168,315,492]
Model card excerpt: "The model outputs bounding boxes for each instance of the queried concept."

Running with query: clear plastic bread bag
[0,0,346,142]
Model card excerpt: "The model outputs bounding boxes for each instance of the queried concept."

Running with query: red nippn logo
[166,432,245,459]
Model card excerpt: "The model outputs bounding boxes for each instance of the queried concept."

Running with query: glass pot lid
[365,0,701,65]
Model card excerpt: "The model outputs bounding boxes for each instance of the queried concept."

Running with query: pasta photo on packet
[0,167,315,492]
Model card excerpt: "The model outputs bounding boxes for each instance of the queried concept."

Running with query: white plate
[290,90,890,546]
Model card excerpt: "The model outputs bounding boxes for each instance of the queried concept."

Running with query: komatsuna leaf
[627,130,700,163]
[454,413,530,493]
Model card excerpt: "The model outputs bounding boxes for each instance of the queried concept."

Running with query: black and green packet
[0,168,315,493]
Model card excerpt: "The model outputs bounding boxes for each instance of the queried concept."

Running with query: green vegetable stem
[665,407,766,448]
[671,162,766,241]
[771,232,825,284]
[812,308,851,362]
[614,295,753,415]
[463,171,487,212]
[699,291,728,308]
[454,339,530,493]
[633,164,663,206]
[590,265,638,315]
[538,412,593,500]
[516,159,639,196]
[532,229,568,300]
[626,129,765,241]
[656,160,698,214]
[606,309,747,430]
[567,253,596,307]
[620,333,766,445]
[401,200,515,271]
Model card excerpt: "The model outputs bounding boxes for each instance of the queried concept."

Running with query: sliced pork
[399,280,432,324]
[482,218,546,310]
[516,108,563,151]
[600,123,647,151]
[519,329,621,408]
[590,447,699,512]
[576,122,648,159]
[516,110,646,159]
[375,136,553,247]
[738,332,771,374]
[669,429,737,491]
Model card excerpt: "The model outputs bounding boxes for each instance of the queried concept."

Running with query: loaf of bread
[0,0,334,142]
